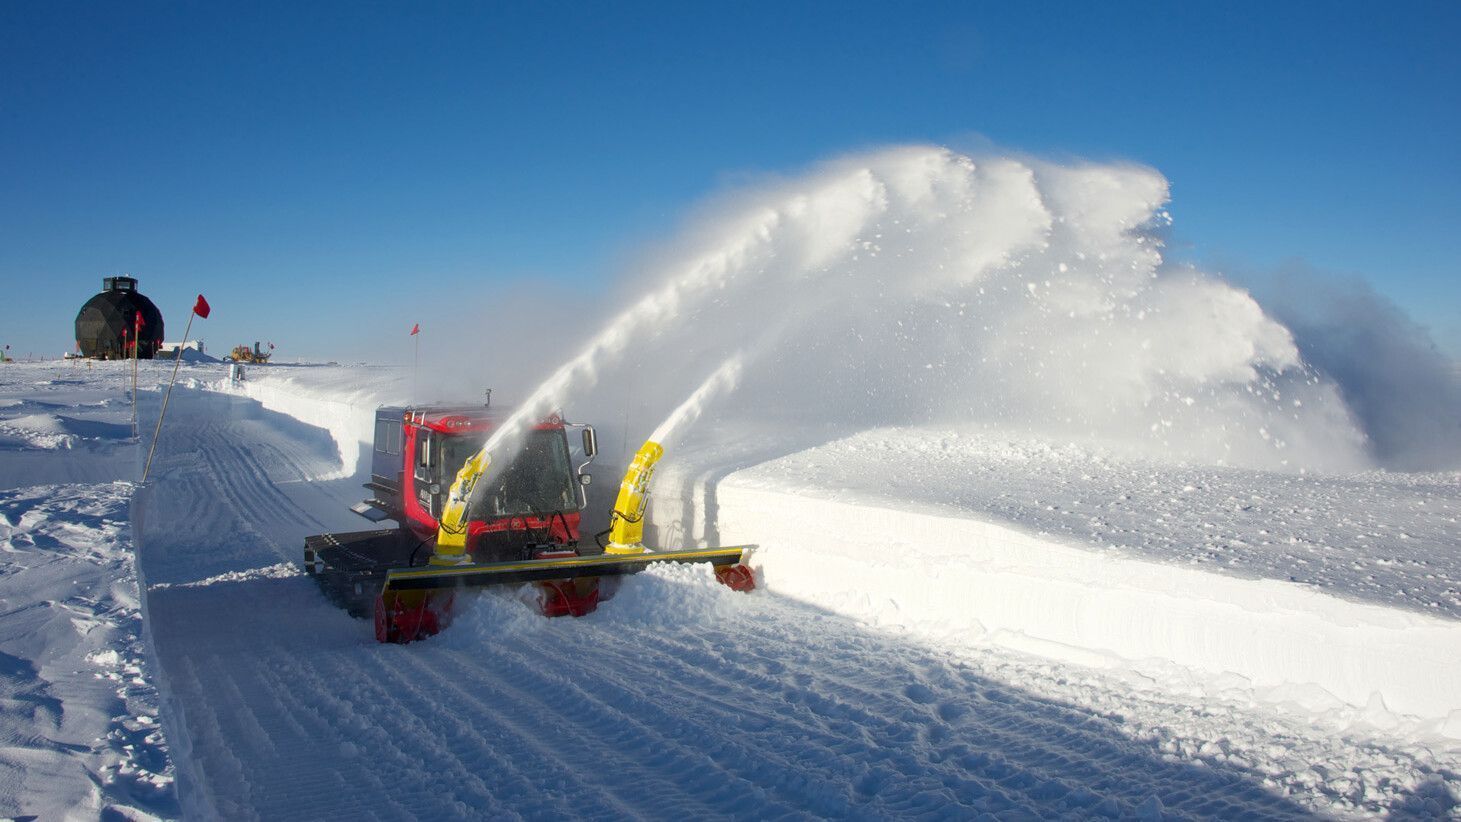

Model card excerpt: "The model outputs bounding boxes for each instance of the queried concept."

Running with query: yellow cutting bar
[382,545,755,593]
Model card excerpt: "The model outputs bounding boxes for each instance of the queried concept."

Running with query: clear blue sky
[3,1,1458,360]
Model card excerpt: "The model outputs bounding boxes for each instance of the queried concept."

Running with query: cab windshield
[459,428,577,518]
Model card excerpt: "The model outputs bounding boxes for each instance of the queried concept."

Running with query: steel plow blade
[382,545,757,593]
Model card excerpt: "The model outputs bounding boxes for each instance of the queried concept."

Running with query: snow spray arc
[478,145,1408,473]
[649,356,744,446]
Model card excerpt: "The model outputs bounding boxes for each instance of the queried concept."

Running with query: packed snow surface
[3,357,1460,818]
[684,424,1461,619]
[182,364,1461,815]
[0,363,175,820]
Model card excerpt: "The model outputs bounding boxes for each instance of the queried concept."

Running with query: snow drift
[0,412,133,450]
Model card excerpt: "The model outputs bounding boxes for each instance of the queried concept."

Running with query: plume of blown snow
[533,145,1369,472]
[461,144,1461,473]
[1250,266,1461,471]
[650,356,744,445]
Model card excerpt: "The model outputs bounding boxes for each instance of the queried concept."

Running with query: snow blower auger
[373,437,757,644]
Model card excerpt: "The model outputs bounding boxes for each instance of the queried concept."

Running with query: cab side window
[415,431,434,481]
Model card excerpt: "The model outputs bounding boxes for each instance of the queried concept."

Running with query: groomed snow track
[130,380,1461,818]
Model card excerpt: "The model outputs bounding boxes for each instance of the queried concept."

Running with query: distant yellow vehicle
[229,342,273,363]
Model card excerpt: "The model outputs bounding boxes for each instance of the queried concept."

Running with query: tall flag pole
[123,326,131,417]
[131,311,143,425]
[410,323,420,403]
[143,295,210,482]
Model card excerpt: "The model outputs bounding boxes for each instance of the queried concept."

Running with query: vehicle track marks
[135,389,1346,818]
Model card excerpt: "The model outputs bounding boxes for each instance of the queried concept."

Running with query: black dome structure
[75,276,165,359]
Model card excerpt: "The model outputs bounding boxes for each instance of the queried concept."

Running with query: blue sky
[2,1,1457,360]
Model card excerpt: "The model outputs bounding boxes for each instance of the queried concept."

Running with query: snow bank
[0,412,133,449]
[0,363,178,818]
[217,367,400,479]
[655,477,1461,727]
[0,482,176,817]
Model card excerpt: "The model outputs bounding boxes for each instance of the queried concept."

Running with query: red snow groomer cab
[361,405,591,552]
[305,404,599,625]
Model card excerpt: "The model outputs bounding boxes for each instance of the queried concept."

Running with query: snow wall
[647,481,1461,727]
[216,369,393,479]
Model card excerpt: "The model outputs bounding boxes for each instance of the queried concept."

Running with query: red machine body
[307,403,754,645]
[363,405,584,561]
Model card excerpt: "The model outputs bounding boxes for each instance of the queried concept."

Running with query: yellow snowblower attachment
[604,440,663,554]
[374,436,756,643]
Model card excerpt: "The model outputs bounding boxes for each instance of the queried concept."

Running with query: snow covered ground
[0,362,175,820]
[651,423,1461,723]
[2,359,1460,818]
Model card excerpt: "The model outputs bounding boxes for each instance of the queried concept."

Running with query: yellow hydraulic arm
[378,428,754,644]
[603,440,664,554]
[429,436,666,562]
[430,447,491,566]
[405,427,752,600]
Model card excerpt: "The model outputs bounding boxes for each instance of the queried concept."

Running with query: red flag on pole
[410,323,419,336]
[193,295,211,319]
[135,311,144,330]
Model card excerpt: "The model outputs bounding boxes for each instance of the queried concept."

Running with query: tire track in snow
[475,624,859,816]
[215,648,452,820]
[425,638,784,820]
[137,388,1406,818]
[517,605,1290,818]
[200,433,318,540]
[435,590,1314,820]
[142,395,358,585]
[357,654,601,819]
[137,414,276,585]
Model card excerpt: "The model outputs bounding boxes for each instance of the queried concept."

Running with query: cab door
[413,429,439,518]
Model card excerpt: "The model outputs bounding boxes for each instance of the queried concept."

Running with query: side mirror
[581,426,598,458]
[579,474,592,486]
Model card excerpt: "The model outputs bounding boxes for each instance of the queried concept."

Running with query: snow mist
[492,145,1458,472]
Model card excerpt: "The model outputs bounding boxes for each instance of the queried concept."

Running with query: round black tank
[75,276,166,359]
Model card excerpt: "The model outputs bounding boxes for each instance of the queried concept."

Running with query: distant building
[158,339,206,356]
[75,276,165,359]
